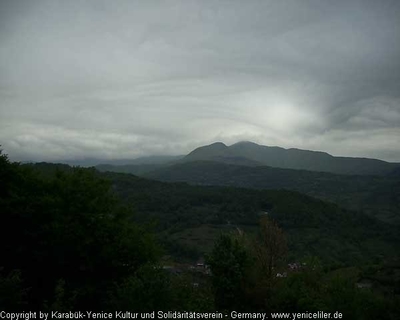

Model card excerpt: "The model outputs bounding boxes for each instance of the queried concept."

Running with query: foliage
[1,153,398,317]
[97,170,399,266]
[254,216,287,280]
[206,232,254,311]
[144,160,400,224]
[0,270,27,311]
[207,222,400,319]
[108,264,172,311]
[0,153,160,309]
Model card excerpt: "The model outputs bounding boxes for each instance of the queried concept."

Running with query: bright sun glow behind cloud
[233,88,322,135]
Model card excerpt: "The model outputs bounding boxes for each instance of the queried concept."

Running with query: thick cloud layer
[1,0,399,162]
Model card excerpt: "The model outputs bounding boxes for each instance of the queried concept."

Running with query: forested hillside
[144,161,400,224]
[2,153,399,317]
[99,171,398,265]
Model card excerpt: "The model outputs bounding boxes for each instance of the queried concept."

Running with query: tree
[207,216,288,311]
[254,215,287,281]
[206,232,253,311]
[0,154,161,310]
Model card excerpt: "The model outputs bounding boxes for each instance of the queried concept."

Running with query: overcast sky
[1,0,399,162]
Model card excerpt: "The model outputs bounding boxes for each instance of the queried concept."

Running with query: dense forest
[1,151,399,318]
[97,159,400,225]
[97,170,399,266]
[143,161,400,225]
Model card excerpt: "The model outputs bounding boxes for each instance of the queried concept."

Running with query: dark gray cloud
[1,0,399,162]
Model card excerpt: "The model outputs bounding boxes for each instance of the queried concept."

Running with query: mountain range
[181,141,399,176]
[93,141,400,224]
[94,141,399,176]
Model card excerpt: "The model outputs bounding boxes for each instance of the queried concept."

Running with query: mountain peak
[185,142,228,161]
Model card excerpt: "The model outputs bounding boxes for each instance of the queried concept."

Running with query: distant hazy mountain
[94,155,185,175]
[54,155,184,167]
[182,141,399,176]
[180,142,262,167]
[96,163,163,176]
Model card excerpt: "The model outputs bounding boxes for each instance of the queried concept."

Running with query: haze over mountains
[58,155,184,168]
[93,141,399,176]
